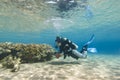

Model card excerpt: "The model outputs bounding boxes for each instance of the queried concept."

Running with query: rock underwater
[0,42,56,72]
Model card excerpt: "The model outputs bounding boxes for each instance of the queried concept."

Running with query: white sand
[0,54,120,80]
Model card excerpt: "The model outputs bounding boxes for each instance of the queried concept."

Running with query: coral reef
[0,42,55,72]
[1,55,21,72]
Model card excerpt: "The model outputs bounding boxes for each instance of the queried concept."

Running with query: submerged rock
[0,42,56,72]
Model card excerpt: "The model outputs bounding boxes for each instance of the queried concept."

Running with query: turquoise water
[0,0,120,54]
[0,1,120,80]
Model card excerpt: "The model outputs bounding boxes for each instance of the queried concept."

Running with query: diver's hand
[54,52,62,58]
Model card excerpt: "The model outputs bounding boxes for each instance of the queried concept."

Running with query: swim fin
[84,34,95,46]
[87,48,97,53]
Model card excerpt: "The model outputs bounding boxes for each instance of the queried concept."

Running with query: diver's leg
[72,49,87,59]
[70,53,79,60]
[66,50,79,60]
[80,44,88,53]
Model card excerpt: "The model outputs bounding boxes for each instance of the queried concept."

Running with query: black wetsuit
[55,37,79,59]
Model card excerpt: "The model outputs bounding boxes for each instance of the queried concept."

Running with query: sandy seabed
[0,54,120,80]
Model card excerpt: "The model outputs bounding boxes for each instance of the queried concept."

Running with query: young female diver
[55,34,95,60]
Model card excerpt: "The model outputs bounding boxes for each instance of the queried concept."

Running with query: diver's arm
[63,54,67,59]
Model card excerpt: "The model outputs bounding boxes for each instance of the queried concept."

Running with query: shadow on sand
[48,61,81,65]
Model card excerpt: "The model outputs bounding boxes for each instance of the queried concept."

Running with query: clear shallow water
[0,0,120,54]
[0,1,120,80]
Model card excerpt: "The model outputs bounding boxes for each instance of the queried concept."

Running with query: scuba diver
[55,36,78,59]
[55,34,95,60]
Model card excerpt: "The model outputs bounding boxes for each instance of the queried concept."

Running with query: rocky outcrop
[0,42,55,72]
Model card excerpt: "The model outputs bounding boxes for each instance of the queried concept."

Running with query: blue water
[0,0,120,55]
